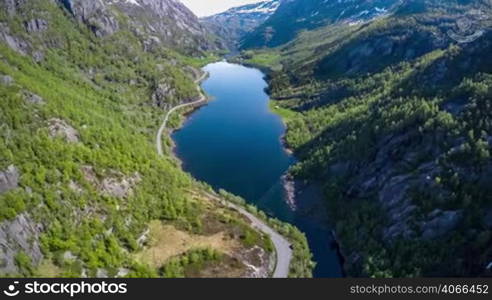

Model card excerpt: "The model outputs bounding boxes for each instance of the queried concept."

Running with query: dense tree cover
[240,5,492,277]
[219,190,314,277]
[0,39,198,276]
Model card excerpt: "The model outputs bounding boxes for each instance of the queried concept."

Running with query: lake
[172,61,342,277]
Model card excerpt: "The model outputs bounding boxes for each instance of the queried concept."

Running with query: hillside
[201,0,280,50]
[237,0,492,276]
[0,0,312,278]
[241,0,403,48]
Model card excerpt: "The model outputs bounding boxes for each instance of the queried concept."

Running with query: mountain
[0,0,312,277]
[237,0,492,276]
[202,0,280,50]
[241,0,404,48]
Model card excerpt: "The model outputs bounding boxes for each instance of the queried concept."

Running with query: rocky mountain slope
[238,0,492,276]
[201,0,280,50]
[0,0,312,277]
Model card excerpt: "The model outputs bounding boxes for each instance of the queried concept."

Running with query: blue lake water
[172,62,342,277]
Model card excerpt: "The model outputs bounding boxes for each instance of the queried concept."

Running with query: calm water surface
[172,62,342,277]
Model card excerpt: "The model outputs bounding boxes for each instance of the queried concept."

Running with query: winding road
[155,68,293,278]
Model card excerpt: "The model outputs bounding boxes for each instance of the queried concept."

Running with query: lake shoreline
[268,83,347,278]
[162,70,212,160]
[172,61,342,277]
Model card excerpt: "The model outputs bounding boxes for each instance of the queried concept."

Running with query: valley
[172,61,341,277]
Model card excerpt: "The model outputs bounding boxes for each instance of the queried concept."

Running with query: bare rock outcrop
[0,165,20,195]
[112,0,220,52]
[2,0,28,17]
[47,118,80,143]
[101,173,141,199]
[23,91,45,104]
[333,129,467,244]
[238,246,272,278]
[25,18,49,33]
[0,22,29,55]
[81,166,141,199]
[421,210,463,240]
[151,81,175,109]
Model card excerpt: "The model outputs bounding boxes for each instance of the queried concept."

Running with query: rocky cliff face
[0,214,43,275]
[58,0,120,37]
[0,165,19,195]
[201,0,280,50]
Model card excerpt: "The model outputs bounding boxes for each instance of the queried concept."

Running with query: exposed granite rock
[62,251,77,262]
[136,227,149,247]
[484,209,492,229]
[110,0,222,52]
[0,165,20,195]
[3,0,222,57]
[383,204,417,240]
[47,118,80,143]
[96,268,108,278]
[32,50,44,63]
[326,125,478,276]
[0,22,29,55]
[142,35,162,52]
[201,0,280,50]
[23,91,45,104]
[0,74,14,86]
[81,166,97,185]
[152,81,175,109]
[101,172,141,199]
[335,129,462,244]
[68,180,83,194]
[0,213,43,275]
[281,174,296,211]
[81,166,141,199]
[239,246,271,278]
[58,0,119,37]
[379,175,413,211]
[54,0,220,52]
[2,0,27,17]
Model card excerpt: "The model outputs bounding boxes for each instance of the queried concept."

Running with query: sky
[180,0,265,17]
